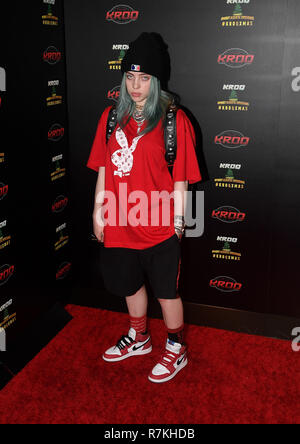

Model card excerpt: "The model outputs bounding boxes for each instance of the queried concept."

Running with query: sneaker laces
[158,350,177,368]
[116,335,135,351]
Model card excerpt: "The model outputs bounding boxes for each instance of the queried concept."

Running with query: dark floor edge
[0,303,73,390]
[182,302,299,341]
[69,288,299,341]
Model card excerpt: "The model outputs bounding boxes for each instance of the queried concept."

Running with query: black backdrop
[0,1,72,353]
[64,0,300,326]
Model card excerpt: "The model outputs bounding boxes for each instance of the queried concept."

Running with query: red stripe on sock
[130,315,147,334]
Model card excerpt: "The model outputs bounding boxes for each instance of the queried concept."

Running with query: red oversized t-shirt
[86,106,202,249]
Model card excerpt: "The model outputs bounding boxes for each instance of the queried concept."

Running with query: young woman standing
[87,32,202,383]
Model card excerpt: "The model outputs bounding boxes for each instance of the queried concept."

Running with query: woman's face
[125,71,152,107]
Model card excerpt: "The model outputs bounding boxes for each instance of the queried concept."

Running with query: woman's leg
[148,296,187,383]
[126,284,148,318]
[102,284,151,361]
[125,284,149,335]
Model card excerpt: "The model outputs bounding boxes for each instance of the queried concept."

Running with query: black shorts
[100,234,181,299]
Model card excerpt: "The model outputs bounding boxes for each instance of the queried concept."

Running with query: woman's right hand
[93,210,104,243]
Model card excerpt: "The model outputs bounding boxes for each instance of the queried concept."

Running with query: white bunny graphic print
[111,128,144,178]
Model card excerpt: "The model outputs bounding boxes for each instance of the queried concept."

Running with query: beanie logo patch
[131,64,141,72]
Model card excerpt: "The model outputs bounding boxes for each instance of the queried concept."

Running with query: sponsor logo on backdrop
[51,154,66,181]
[43,46,62,65]
[221,2,254,27]
[0,264,15,287]
[0,66,6,107]
[56,262,72,280]
[215,130,250,149]
[47,80,63,107]
[214,163,245,189]
[218,85,249,111]
[0,220,11,251]
[218,49,254,68]
[212,236,241,261]
[42,0,59,26]
[108,44,129,70]
[55,223,69,251]
[108,85,121,102]
[52,195,68,213]
[0,183,8,200]
[106,5,139,24]
[212,206,246,223]
[210,276,242,292]
[291,67,300,92]
[0,299,16,332]
[48,124,65,142]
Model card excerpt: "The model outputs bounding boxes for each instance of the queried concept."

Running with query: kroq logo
[52,195,68,213]
[106,5,139,24]
[43,46,62,65]
[212,206,246,223]
[108,85,121,102]
[218,48,254,68]
[56,262,72,280]
[0,264,15,286]
[210,276,242,292]
[48,124,65,142]
[215,130,250,149]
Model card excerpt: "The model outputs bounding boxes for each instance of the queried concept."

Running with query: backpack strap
[164,103,178,177]
[106,105,118,143]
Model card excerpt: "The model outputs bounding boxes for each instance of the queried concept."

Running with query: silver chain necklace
[133,108,145,134]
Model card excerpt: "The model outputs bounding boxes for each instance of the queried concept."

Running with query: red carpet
[0,304,299,424]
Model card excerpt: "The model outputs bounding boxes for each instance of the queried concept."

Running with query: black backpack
[106,104,178,178]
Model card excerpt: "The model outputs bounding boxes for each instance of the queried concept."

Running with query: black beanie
[121,32,171,89]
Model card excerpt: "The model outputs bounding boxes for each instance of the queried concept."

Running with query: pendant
[136,120,144,134]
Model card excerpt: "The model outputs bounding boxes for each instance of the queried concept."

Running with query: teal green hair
[116,73,175,137]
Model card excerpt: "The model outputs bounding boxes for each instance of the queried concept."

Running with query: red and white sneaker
[102,328,152,362]
[148,339,188,383]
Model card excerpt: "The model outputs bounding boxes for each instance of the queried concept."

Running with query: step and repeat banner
[0,1,72,349]
[64,0,300,319]
[269,0,300,318]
